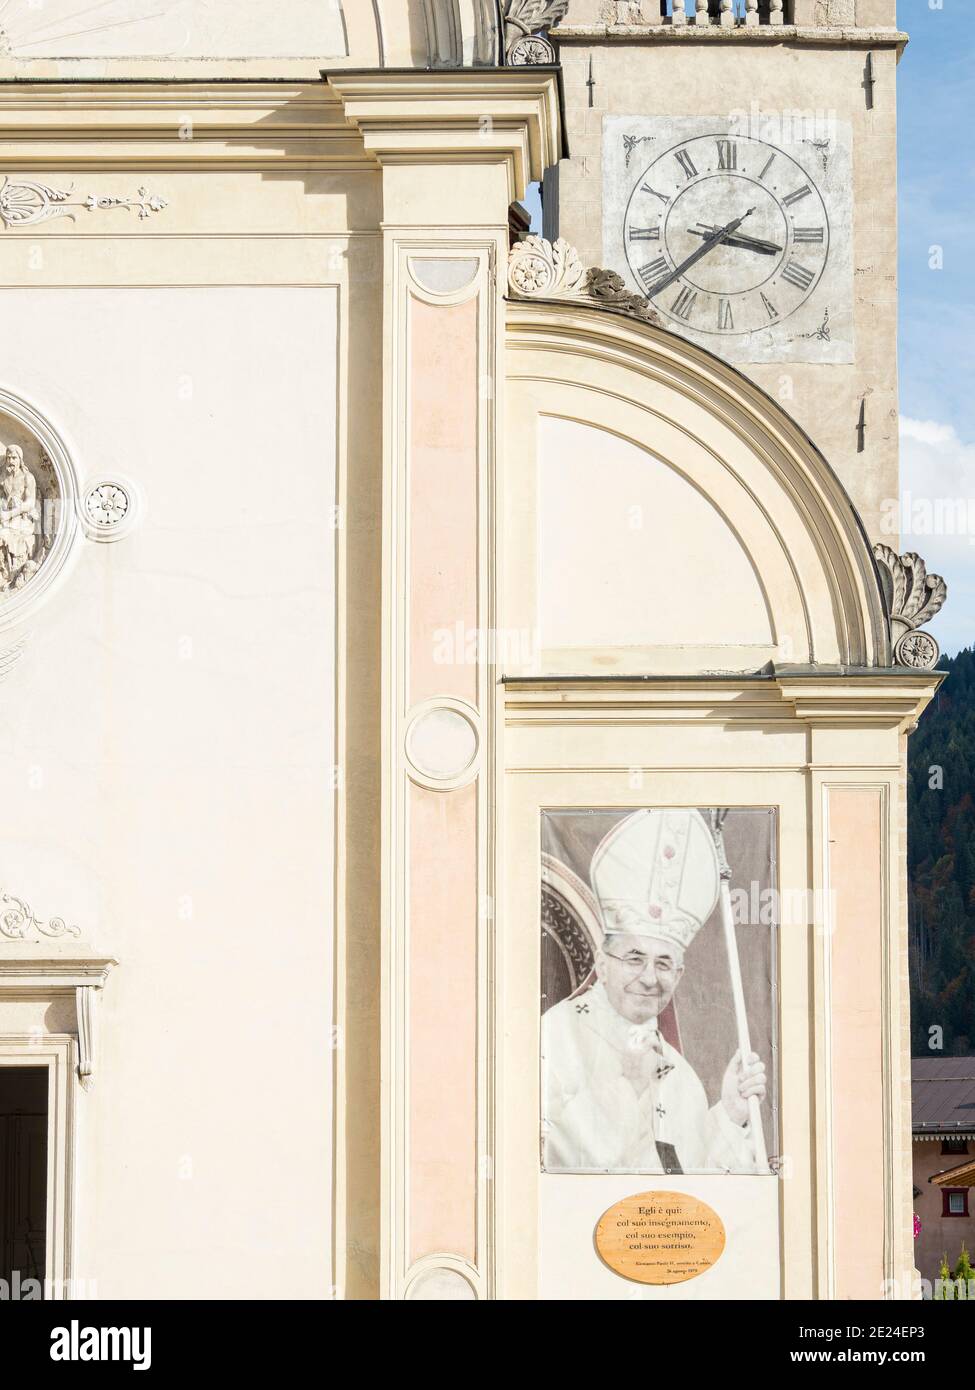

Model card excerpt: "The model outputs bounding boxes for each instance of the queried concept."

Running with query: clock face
[603,116,853,364]
[624,133,830,337]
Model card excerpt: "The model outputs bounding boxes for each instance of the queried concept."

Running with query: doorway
[0,1067,48,1291]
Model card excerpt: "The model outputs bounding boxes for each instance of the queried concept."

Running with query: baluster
[745,0,760,26]
[672,1,687,27]
[705,0,734,23]
[768,0,784,23]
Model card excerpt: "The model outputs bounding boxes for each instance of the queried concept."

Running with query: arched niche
[504,301,889,675]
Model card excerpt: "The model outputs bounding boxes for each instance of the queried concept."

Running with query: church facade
[0,0,943,1301]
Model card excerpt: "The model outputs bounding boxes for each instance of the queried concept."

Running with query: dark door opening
[0,1068,48,1291]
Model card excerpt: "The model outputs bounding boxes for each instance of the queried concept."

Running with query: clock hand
[688,223,782,256]
[644,208,757,299]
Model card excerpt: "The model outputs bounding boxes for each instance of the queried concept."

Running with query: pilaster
[328,69,560,1301]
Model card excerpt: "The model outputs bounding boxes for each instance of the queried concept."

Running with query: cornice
[325,68,562,200]
[503,672,943,732]
[554,24,908,49]
[0,948,117,994]
[0,81,370,171]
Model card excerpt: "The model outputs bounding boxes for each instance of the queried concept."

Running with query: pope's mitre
[590,809,721,953]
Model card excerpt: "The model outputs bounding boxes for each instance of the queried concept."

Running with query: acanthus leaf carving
[503,0,570,64]
[873,543,947,670]
[0,177,167,230]
[508,235,662,327]
[0,887,82,942]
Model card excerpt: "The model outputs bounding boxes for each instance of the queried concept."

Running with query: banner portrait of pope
[540,807,777,1176]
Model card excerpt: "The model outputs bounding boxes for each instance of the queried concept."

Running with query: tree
[910,649,975,1055]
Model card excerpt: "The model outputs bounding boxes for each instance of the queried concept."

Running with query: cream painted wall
[0,286,337,1298]
[537,416,773,653]
[0,1,349,59]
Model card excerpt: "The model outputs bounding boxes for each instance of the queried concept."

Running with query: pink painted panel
[409,295,479,709]
[829,786,885,1298]
[409,780,478,1264]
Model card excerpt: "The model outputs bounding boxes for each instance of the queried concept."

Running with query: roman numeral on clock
[793,226,825,243]
[641,183,670,205]
[637,257,670,293]
[671,286,698,321]
[718,299,734,330]
[761,292,779,320]
[758,154,776,181]
[716,140,737,171]
[782,259,815,290]
[783,184,812,207]
[629,226,660,241]
[674,150,698,179]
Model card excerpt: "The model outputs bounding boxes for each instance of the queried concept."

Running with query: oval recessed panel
[594,1190,726,1286]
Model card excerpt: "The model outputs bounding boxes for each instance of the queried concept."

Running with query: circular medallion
[594,1190,726,1285]
[507,35,556,65]
[894,629,939,670]
[406,705,479,784]
[81,475,139,542]
[85,482,130,529]
[624,133,830,335]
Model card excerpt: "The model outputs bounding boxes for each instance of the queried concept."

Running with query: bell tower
[548,0,904,541]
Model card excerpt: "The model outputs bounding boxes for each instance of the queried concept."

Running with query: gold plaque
[594,1191,726,1285]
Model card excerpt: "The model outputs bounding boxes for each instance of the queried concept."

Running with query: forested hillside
[909,647,975,1055]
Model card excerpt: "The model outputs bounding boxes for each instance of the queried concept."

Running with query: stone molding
[326,68,562,200]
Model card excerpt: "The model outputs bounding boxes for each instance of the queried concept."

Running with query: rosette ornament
[873,544,947,670]
[503,0,570,64]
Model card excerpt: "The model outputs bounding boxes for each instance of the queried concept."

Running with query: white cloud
[899,417,960,448]
[897,416,975,658]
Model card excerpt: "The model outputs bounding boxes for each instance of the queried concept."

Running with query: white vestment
[541,982,758,1174]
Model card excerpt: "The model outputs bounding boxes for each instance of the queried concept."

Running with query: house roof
[931,1158,975,1188]
[912,1058,975,1134]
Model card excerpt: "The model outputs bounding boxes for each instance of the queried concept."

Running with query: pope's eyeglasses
[602,949,678,979]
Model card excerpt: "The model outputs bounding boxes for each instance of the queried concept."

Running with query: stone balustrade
[569,1,897,27]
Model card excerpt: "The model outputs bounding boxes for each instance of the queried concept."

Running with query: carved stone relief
[503,1,570,64]
[0,391,80,633]
[508,234,663,326]
[0,427,57,597]
[0,886,81,942]
[0,178,167,231]
[873,544,947,670]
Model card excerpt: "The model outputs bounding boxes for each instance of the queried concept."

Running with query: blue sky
[897,0,974,658]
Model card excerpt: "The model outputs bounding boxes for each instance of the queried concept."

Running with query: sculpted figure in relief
[0,444,44,592]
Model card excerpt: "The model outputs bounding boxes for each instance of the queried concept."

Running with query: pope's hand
[721,1050,767,1126]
